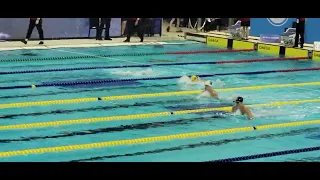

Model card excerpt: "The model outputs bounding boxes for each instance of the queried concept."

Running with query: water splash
[110,68,158,76]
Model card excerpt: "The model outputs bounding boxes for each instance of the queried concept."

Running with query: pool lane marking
[1,81,320,109]
[0,48,252,63]
[0,115,223,143]
[0,57,308,75]
[0,98,319,131]
[0,119,319,158]
[3,66,320,90]
[69,127,320,162]
[0,98,195,119]
[51,49,205,76]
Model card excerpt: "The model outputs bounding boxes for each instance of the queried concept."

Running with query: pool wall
[185,32,317,60]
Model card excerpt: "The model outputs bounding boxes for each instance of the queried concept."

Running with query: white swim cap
[205,80,213,86]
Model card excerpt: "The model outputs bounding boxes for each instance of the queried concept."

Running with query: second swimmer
[203,80,219,100]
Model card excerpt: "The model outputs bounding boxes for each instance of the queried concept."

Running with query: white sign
[267,18,288,27]
[314,42,320,51]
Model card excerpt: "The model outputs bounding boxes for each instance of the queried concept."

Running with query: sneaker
[21,40,27,44]
[105,37,112,40]
[123,39,130,42]
[39,41,44,45]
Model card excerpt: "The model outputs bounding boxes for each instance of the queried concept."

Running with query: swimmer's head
[204,80,213,86]
[190,75,198,82]
[233,97,243,105]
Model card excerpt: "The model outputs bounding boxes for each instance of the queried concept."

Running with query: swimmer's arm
[231,106,238,113]
[202,87,207,92]
[246,108,254,120]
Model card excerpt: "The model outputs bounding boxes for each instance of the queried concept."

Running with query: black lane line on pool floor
[0,71,312,90]
[0,115,227,143]
[68,127,320,162]
[0,83,177,100]
[0,98,197,119]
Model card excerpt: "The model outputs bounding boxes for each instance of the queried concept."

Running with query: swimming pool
[0,40,319,162]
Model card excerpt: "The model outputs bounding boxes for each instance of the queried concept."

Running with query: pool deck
[0,22,197,51]
[185,31,320,61]
[2,23,320,61]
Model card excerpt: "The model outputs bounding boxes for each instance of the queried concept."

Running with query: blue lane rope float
[1,67,320,90]
[0,49,253,63]
[207,146,320,162]
[0,57,308,75]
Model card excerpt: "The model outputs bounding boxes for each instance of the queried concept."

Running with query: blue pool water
[0,40,320,162]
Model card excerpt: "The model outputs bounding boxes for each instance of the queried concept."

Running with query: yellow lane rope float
[0,119,319,158]
[0,98,319,131]
[1,81,320,109]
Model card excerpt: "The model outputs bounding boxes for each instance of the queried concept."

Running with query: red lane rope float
[0,57,308,75]
[0,49,255,63]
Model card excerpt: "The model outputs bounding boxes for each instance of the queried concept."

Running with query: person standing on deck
[123,18,145,42]
[96,18,112,41]
[294,18,306,48]
[21,18,44,45]
[239,18,250,40]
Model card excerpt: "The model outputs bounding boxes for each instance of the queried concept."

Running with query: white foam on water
[212,79,225,88]
[109,68,158,76]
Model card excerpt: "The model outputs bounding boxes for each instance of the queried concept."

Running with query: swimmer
[191,75,208,84]
[190,75,200,82]
[231,97,254,120]
[203,80,219,100]
[178,75,202,85]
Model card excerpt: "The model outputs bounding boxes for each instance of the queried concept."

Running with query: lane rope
[0,49,253,63]
[0,119,319,158]
[1,81,320,109]
[0,98,319,130]
[208,146,320,162]
[1,67,319,90]
[0,57,308,75]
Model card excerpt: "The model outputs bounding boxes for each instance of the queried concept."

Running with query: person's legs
[35,19,44,44]
[216,19,222,31]
[245,27,249,39]
[294,23,301,47]
[204,21,210,32]
[137,20,145,42]
[121,19,127,36]
[299,21,305,48]
[22,20,36,44]
[246,21,250,39]
[96,18,103,40]
[124,19,135,42]
[241,26,245,39]
[104,18,112,40]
